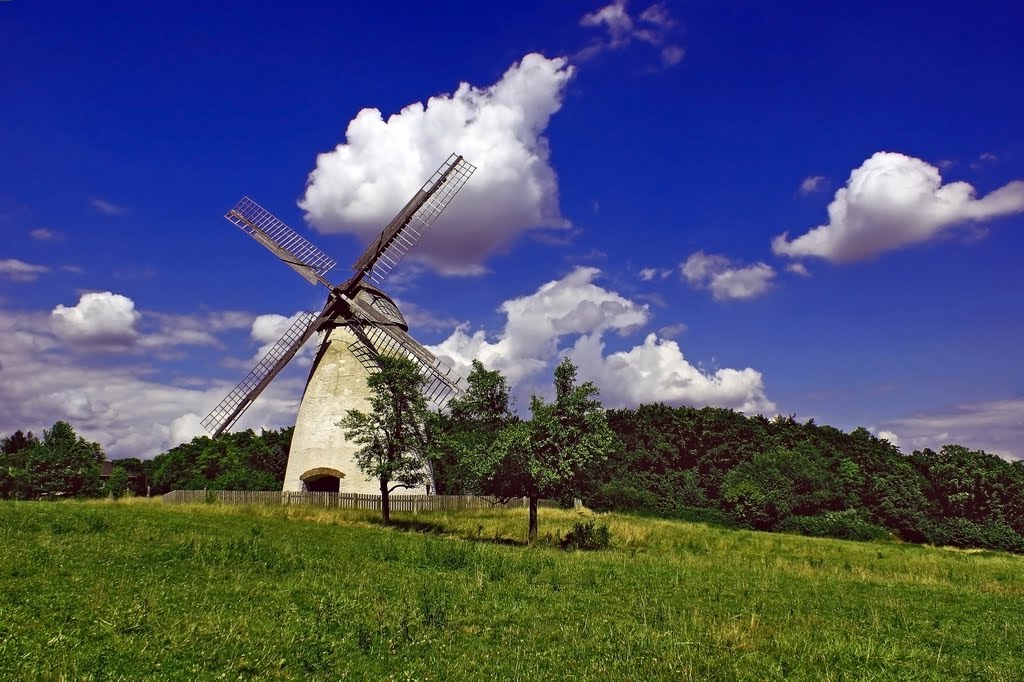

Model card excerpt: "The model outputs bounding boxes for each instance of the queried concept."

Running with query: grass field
[1,499,1021,680]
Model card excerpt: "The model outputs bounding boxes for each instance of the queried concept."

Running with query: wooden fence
[161,489,560,512]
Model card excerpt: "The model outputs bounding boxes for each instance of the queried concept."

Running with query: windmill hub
[202,153,476,494]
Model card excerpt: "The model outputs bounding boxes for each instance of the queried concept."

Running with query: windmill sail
[202,310,322,437]
[345,295,463,406]
[226,197,336,286]
[349,154,476,290]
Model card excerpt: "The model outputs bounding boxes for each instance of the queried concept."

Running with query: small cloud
[531,226,582,247]
[578,1,685,68]
[576,248,607,262]
[877,430,900,448]
[0,258,50,282]
[681,251,776,302]
[658,322,687,338]
[970,152,998,170]
[936,159,957,170]
[785,262,810,277]
[638,267,672,281]
[29,228,60,241]
[798,175,827,195]
[114,266,157,281]
[638,4,675,28]
[592,200,601,215]
[392,299,459,333]
[90,198,126,216]
[61,265,86,274]
[660,46,685,67]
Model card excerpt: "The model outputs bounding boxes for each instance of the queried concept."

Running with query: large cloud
[300,53,574,275]
[49,292,253,352]
[879,398,1024,461]
[429,267,773,413]
[773,152,1024,262]
[569,333,774,413]
[681,251,775,301]
[0,307,303,459]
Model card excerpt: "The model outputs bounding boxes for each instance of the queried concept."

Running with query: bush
[778,511,891,542]
[928,518,1024,553]
[561,519,611,551]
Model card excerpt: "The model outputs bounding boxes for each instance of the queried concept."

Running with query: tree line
[0,423,293,501]
[4,357,1022,553]
[351,356,1024,552]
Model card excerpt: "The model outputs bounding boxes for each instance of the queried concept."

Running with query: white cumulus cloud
[300,53,574,275]
[681,251,775,301]
[773,152,1024,262]
[569,333,774,413]
[51,292,140,346]
[429,267,773,414]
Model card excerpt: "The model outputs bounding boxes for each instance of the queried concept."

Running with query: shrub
[561,519,611,551]
[778,511,891,542]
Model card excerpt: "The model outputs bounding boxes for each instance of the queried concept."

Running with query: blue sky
[2,0,1022,459]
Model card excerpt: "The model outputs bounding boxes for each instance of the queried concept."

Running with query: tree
[1,430,40,498]
[478,358,614,543]
[428,360,517,493]
[338,355,432,524]
[2,430,39,455]
[147,428,294,494]
[104,466,130,499]
[21,421,104,499]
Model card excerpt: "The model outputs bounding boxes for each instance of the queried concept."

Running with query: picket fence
[161,489,560,512]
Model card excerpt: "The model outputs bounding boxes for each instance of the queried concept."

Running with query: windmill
[202,153,476,493]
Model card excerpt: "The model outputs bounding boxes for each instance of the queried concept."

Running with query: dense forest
[3,404,1022,553]
[585,405,1024,553]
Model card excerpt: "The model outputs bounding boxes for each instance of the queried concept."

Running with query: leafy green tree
[147,427,294,494]
[428,360,517,494]
[477,358,614,542]
[21,421,104,499]
[104,466,130,499]
[2,430,39,498]
[338,355,432,524]
[721,443,834,530]
[2,430,39,455]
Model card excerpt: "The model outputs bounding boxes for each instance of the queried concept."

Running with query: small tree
[478,358,614,543]
[338,355,431,524]
[104,467,130,499]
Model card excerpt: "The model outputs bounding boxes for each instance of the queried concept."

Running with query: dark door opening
[305,475,340,493]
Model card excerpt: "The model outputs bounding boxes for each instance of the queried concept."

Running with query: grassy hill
[1,500,1021,680]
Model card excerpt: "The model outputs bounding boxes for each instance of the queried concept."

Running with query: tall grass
[1,499,1021,680]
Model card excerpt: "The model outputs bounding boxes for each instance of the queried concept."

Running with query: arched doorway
[300,467,344,493]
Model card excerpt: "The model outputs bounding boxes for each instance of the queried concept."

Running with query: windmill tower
[202,154,476,494]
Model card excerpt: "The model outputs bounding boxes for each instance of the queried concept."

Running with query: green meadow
[1,500,1021,680]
